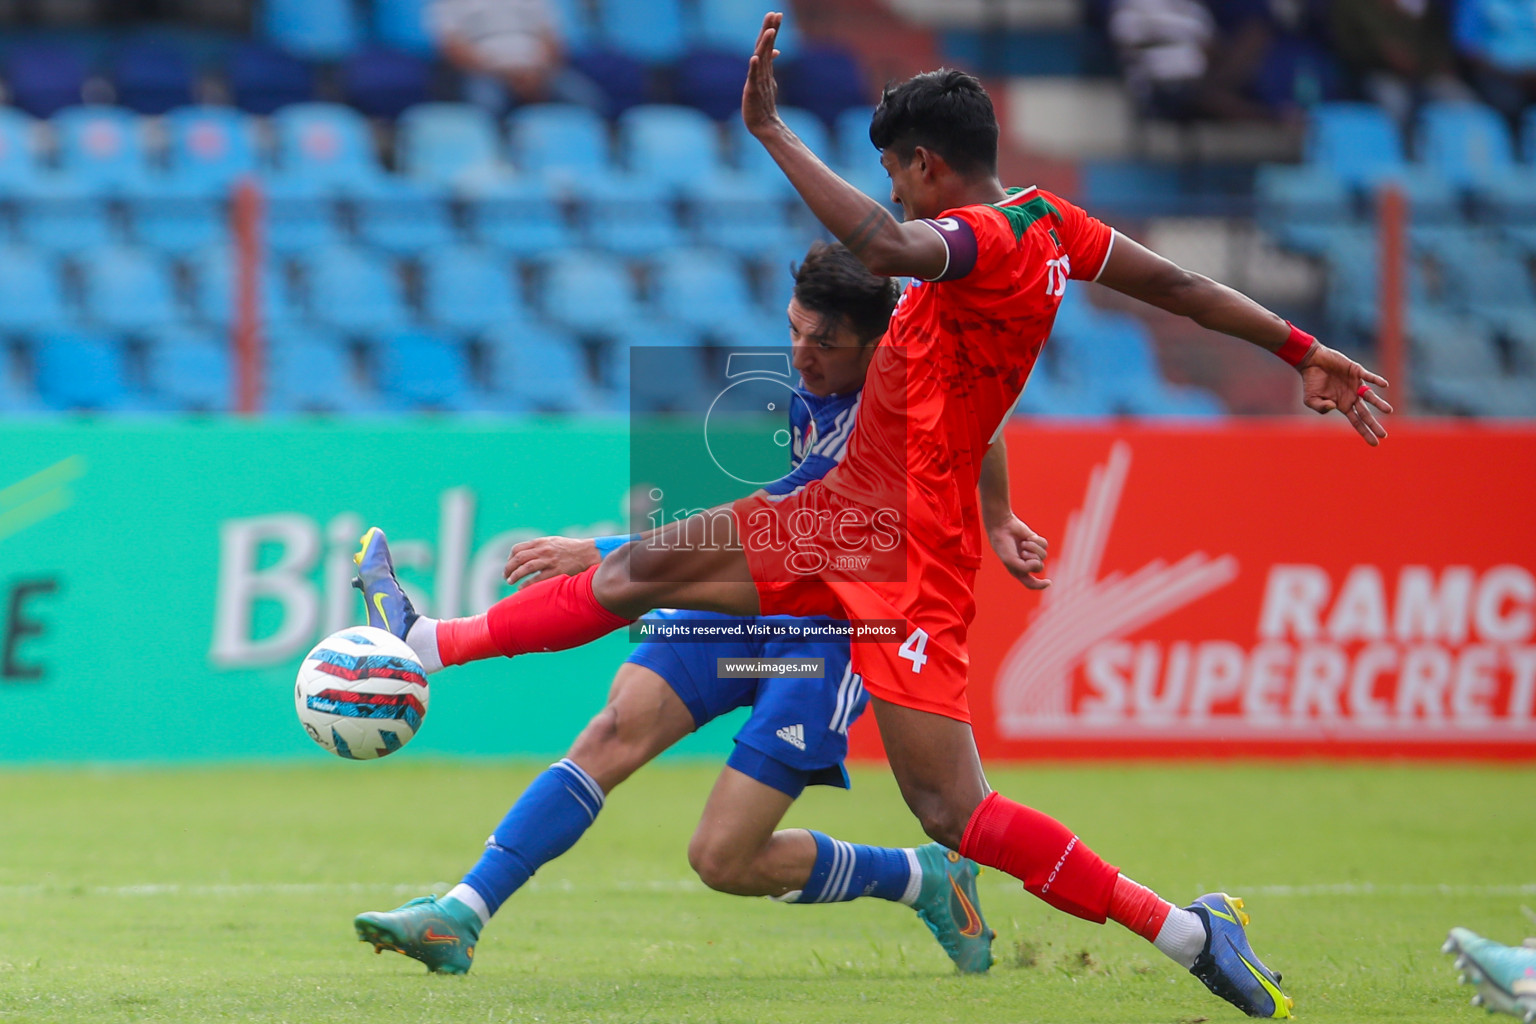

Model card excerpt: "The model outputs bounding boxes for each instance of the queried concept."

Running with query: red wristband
[1276,322,1315,367]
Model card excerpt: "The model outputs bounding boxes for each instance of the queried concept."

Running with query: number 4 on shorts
[898,628,929,673]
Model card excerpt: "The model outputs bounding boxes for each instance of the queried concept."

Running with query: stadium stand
[0,0,1525,418]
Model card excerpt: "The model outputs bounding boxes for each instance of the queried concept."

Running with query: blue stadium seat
[576,174,686,254]
[347,177,457,256]
[507,104,612,182]
[12,179,118,253]
[691,173,810,258]
[262,0,361,61]
[272,103,384,185]
[461,176,575,256]
[732,106,830,191]
[111,38,196,115]
[263,175,348,255]
[301,246,410,333]
[482,321,601,412]
[123,178,228,254]
[0,343,43,414]
[1416,101,1515,188]
[52,106,150,191]
[1051,313,1220,416]
[673,49,748,121]
[77,247,183,332]
[650,247,775,340]
[779,44,867,128]
[0,248,68,332]
[373,329,477,411]
[143,326,232,411]
[834,106,877,170]
[228,41,318,115]
[1322,232,1432,332]
[569,48,649,117]
[1409,310,1536,417]
[31,331,142,411]
[396,104,506,185]
[340,47,432,119]
[1253,165,1354,253]
[603,320,711,411]
[538,249,644,334]
[373,0,434,56]
[0,107,43,190]
[164,107,260,188]
[619,104,726,189]
[1012,365,1115,419]
[265,327,372,413]
[1307,102,1403,184]
[692,0,798,52]
[4,44,87,117]
[419,246,526,334]
[188,248,300,327]
[595,0,688,62]
[550,0,596,46]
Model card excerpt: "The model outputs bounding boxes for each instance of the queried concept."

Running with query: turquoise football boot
[911,843,994,974]
[352,527,419,642]
[1444,927,1536,1022]
[355,895,481,975]
[1187,893,1293,1018]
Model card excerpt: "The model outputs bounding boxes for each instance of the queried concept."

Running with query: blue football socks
[789,831,920,905]
[456,758,605,921]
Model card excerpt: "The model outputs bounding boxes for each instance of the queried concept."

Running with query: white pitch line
[0,879,712,899]
[1,880,1532,900]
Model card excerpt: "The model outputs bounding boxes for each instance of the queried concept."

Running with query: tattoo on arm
[842,205,890,258]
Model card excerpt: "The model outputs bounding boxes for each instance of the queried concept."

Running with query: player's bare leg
[689,764,995,973]
[565,664,699,792]
[688,768,806,896]
[593,510,760,620]
[871,696,1291,1016]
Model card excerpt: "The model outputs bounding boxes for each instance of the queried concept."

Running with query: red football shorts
[731,482,977,722]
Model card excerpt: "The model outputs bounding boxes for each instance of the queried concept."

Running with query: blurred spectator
[1329,0,1473,126]
[1109,0,1273,120]
[1454,0,1536,119]
[1207,0,1343,116]
[429,0,604,113]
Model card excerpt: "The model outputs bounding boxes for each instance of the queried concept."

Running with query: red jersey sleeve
[1038,188,1115,281]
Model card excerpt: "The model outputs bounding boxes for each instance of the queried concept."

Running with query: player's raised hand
[741,11,783,137]
[987,515,1051,591]
[1298,343,1393,446]
[504,535,603,587]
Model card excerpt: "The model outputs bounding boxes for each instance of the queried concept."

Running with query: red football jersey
[821,186,1114,567]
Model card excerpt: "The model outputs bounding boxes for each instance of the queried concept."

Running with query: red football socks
[959,792,1119,922]
[1107,873,1174,941]
[437,566,635,666]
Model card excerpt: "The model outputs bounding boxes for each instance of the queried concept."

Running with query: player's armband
[593,534,639,558]
[918,216,978,282]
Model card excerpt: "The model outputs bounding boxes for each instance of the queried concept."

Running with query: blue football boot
[1187,893,1294,1018]
[355,895,481,975]
[1444,927,1536,1022]
[352,527,419,642]
[911,843,994,974]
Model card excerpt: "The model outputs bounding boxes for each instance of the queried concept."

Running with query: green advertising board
[0,419,752,763]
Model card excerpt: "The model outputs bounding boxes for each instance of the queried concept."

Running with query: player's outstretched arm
[741,12,948,280]
[1095,231,1394,446]
[979,439,1050,590]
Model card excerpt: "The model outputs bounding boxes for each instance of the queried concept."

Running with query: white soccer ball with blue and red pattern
[295,626,429,759]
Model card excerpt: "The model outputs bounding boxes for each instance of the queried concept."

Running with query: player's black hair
[868,68,999,178]
[791,241,899,347]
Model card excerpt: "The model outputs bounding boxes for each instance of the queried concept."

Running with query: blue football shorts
[625,610,868,798]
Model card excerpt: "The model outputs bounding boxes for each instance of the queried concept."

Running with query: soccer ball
[295,626,429,759]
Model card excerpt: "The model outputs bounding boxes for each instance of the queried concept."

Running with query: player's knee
[687,835,751,894]
[909,796,969,850]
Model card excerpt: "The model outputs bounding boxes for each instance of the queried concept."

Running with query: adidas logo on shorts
[776,724,806,751]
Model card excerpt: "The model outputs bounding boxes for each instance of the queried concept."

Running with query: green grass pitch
[1,760,1530,1023]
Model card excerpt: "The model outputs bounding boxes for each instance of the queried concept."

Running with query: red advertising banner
[848,421,1536,760]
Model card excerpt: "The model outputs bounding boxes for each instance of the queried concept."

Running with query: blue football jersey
[760,384,862,496]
